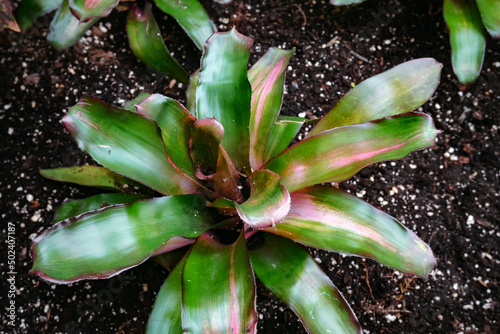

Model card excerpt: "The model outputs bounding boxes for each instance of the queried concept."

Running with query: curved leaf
[182,233,257,334]
[248,48,293,170]
[330,0,366,5]
[47,0,99,50]
[123,91,150,112]
[63,96,199,196]
[196,29,253,171]
[266,186,437,278]
[16,0,62,31]
[127,3,189,82]
[310,58,442,136]
[443,0,486,84]
[249,233,362,334]
[264,116,305,162]
[263,113,438,193]
[69,0,118,22]
[153,0,216,50]
[476,0,500,38]
[146,257,186,334]
[186,70,199,115]
[1,0,20,32]
[189,117,224,174]
[31,195,215,283]
[235,170,290,229]
[53,193,146,222]
[40,165,144,192]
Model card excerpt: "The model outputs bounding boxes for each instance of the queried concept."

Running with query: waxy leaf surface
[248,48,293,170]
[127,3,189,82]
[53,193,145,222]
[476,0,500,38]
[310,58,442,136]
[146,257,186,334]
[69,0,118,21]
[40,165,143,192]
[263,113,438,193]
[182,233,257,333]
[63,96,199,196]
[266,186,437,278]
[16,0,62,30]
[250,234,362,333]
[196,29,253,171]
[443,0,486,84]
[123,91,150,112]
[186,70,199,114]
[153,0,216,50]
[189,117,224,173]
[32,195,215,282]
[235,170,290,229]
[264,116,305,162]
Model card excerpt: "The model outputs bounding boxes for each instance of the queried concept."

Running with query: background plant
[32,29,442,333]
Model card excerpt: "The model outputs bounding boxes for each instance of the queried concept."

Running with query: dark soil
[1,0,499,333]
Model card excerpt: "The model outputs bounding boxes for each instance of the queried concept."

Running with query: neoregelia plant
[32,29,442,333]
[330,0,499,85]
[16,0,216,82]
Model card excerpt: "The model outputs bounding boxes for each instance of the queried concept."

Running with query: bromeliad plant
[16,0,217,82]
[331,0,499,85]
[32,29,442,333]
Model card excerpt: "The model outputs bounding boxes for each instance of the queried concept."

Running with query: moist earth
[0,0,499,333]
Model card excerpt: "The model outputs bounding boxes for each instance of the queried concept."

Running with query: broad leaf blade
[47,0,99,50]
[153,0,216,50]
[196,29,253,171]
[476,0,500,38]
[264,116,305,162]
[31,195,215,283]
[235,170,290,229]
[123,91,150,112]
[69,0,118,22]
[263,113,438,193]
[250,233,362,334]
[53,193,145,222]
[330,0,366,5]
[189,117,224,175]
[16,0,62,31]
[212,148,244,202]
[248,48,293,170]
[186,70,199,115]
[40,165,144,192]
[146,257,186,334]
[127,3,189,82]
[63,96,199,196]
[310,58,442,136]
[1,0,20,32]
[443,0,486,84]
[266,186,437,278]
[182,233,257,334]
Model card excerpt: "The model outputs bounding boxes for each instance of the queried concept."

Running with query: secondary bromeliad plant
[331,0,499,85]
[32,28,442,333]
[16,0,217,82]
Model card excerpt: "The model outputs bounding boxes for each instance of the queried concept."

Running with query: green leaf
[196,29,253,172]
[150,247,188,272]
[69,0,118,22]
[146,257,186,334]
[63,96,199,196]
[47,0,99,50]
[235,170,290,229]
[330,0,366,5]
[123,91,150,112]
[16,0,62,31]
[250,233,362,334]
[310,58,442,136]
[53,193,146,222]
[189,117,224,175]
[266,186,437,278]
[248,48,293,170]
[443,0,486,84]
[186,70,199,115]
[127,3,189,82]
[264,116,305,162]
[1,0,20,32]
[32,195,216,283]
[153,0,216,50]
[263,113,438,193]
[476,0,500,38]
[182,233,257,333]
[40,165,144,192]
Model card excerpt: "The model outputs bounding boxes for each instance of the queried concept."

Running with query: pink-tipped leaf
[263,113,438,193]
[265,186,437,278]
[69,0,118,22]
[249,233,362,333]
[1,0,20,32]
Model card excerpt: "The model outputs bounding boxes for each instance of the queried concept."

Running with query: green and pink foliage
[32,29,442,333]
